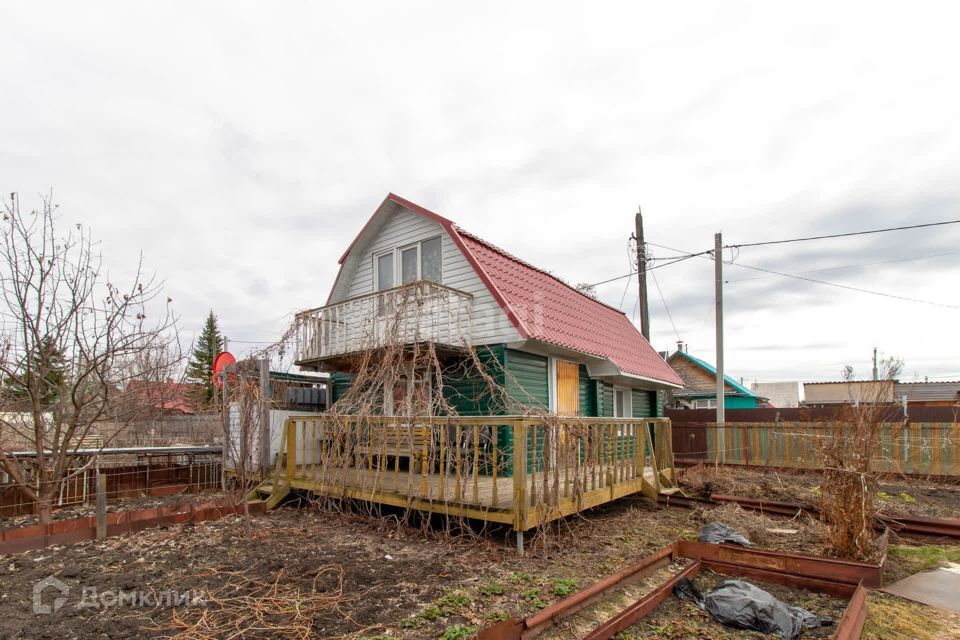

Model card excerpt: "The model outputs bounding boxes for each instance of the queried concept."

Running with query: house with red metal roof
[293,194,682,418]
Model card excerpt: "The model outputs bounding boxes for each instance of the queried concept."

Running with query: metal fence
[0,449,223,518]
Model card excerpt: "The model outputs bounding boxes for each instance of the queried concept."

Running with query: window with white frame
[693,398,718,409]
[374,236,443,291]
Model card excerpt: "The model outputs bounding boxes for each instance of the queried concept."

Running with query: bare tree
[0,193,180,524]
[221,361,264,517]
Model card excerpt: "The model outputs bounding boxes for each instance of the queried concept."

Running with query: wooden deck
[251,415,675,532]
[281,464,663,528]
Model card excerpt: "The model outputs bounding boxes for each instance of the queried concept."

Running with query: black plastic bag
[673,577,833,640]
[698,522,752,546]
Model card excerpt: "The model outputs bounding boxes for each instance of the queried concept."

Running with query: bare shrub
[221,360,265,517]
[817,361,898,560]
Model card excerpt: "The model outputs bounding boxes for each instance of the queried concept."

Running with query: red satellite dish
[212,351,236,388]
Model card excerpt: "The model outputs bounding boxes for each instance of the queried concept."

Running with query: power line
[588,217,960,294]
[726,261,960,310]
[643,240,960,310]
[725,219,960,249]
[726,249,960,283]
[651,269,681,342]
[618,269,632,310]
[586,249,711,288]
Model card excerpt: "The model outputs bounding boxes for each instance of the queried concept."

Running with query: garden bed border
[478,539,875,640]
[0,498,263,555]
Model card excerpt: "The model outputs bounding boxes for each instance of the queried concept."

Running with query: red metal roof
[455,228,682,385]
[332,194,683,386]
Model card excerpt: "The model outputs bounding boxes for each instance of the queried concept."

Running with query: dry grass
[862,592,960,640]
[155,567,352,639]
[689,502,839,557]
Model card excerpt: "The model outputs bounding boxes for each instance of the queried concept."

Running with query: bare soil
[0,489,952,639]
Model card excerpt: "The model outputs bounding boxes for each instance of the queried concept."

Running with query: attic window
[421,237,442,282]
[376,253,394,291]
[374,236,443,290]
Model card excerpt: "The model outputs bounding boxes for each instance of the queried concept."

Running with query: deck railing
[270,415,673,530]
[294,281,473,363]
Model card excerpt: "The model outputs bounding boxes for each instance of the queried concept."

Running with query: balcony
[294,281,473,365]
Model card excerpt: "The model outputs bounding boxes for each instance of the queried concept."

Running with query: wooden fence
[671,420,960,477]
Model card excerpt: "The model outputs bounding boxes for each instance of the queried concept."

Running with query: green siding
[599,382,614,417]
[330,372,354,405]
[442,345,506,416]
[578,365,597,416]
[631,389,654,418]
[504,349,549,410]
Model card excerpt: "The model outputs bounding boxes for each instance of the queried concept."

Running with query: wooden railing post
[513,419,528,532]
[286,419,296,481]
[654,418,674,479]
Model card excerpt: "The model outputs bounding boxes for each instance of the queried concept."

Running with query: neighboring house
[751,382,804,408]
[802,380,894,406]
[293,193,683,419]
[893,381,960,408]
[665,349,762,409]
[125,379,206,416]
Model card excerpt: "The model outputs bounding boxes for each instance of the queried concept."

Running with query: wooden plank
[951,423,960,476]
[909,423,923,474]
[892,423,903,473]
[784,421,794,468]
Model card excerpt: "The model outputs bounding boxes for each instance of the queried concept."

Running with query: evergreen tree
[3,337,67,405]
[186,310,224,403]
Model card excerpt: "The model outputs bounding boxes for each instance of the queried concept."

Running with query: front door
[556,360,579,416]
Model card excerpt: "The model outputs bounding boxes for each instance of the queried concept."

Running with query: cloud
[1,0,959,378]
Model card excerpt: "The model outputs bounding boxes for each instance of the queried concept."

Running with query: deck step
[265,484,290,510]
[659,487,682,496]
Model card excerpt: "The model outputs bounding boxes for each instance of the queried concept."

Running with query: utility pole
[872,347,878,381]
[634,207,650,340]
[714,233,725,464]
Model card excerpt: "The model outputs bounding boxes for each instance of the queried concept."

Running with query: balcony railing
[294,281,473,363]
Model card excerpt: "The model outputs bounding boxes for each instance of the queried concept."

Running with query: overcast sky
[2,2,959,383]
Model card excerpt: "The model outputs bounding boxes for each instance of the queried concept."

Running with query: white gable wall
[329,204,521,345]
